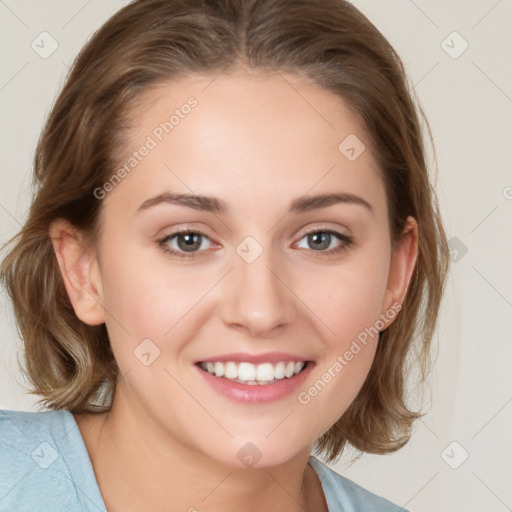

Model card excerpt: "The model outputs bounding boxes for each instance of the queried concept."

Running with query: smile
[198,361,306,385]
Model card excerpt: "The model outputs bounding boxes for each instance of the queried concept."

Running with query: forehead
[105,70,385,217]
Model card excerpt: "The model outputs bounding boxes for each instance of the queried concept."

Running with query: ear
[379,216,418,327]
[49,219,105,326]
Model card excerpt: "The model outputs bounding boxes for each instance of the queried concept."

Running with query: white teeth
[284,361,295,378]
[256,363,274,382]
[199,360,307,385]
[238,362,256,381]
[274,362,285,380]
[224,361,238,379]
[214,362,225,377]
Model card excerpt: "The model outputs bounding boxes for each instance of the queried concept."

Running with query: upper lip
[196,352,311,364]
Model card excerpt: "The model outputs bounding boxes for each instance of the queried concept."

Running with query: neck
[75,393,325,512]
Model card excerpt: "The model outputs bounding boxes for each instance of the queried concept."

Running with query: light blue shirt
[0,409,406,511]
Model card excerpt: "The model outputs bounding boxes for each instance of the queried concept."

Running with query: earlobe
[49,219,105,326]
[380,216,418,327]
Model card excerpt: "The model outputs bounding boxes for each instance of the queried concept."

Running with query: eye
[159,230,213,258]
[295,230,352,254]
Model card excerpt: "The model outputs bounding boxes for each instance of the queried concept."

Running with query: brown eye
[160,231,213,258]
[176,232,203,252]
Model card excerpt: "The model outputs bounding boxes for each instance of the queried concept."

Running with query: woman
[0,0,448,510]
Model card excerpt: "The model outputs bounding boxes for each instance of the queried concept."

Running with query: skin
[51,69,418,512]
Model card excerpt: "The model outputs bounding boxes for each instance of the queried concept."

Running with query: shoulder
[0,409,75,467]
[0,409,106,512]
[0,408,74,440]
[309,456,407,512]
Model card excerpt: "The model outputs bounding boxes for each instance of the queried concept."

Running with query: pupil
[178,233,201,252]
[309,232,330,250]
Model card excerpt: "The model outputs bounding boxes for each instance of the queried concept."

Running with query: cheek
[301,250,390,346]
[292,248,390,430]
[98,243,223,364]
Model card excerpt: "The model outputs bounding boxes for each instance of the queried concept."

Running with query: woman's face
[87,70,414,468]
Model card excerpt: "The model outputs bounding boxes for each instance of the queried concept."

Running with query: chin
[195,431,313,471]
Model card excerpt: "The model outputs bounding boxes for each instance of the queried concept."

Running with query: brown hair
[0,0,448,461]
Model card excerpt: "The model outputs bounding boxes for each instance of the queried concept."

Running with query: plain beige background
[1,1,511,511]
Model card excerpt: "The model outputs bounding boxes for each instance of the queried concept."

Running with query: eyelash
[157,228,353,259]
[158,229,212,259]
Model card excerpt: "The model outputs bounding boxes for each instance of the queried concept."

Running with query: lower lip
[195,363,314,404]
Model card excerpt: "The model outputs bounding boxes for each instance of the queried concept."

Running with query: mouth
[197,360,308,386]
[194,352,316,404]
[195,354,313,403]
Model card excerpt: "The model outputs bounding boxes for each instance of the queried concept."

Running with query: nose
[220,247,298,338]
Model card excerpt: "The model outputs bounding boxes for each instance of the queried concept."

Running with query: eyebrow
[137,193,226,214]
[290,193,373,214]
[136,192,373,215]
